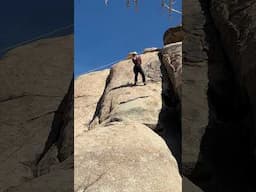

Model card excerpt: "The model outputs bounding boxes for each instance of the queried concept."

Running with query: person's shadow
[109,82,144,91]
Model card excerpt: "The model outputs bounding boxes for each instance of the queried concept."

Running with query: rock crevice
[183,0,256,191]
[0,35,74,192]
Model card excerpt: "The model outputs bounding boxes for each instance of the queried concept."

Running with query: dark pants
[133,65,146,83]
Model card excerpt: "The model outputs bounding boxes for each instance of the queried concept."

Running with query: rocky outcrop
[182,0,256,191]
[74,69,110,136]
[182,0,209,177]
[158,42,182,167]
[75,47,182,191]
[143,47,160,53]
[163,26,184,45]
[3,169,73,192]
[89,51,163,129]
[75,122,181,192]
[161,19,206,190]
[0,35,73,191]
[161,42,182,98]
[209,0,256,152]
[183,177,204,192]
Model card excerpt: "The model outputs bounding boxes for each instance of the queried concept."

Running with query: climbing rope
[162,5,182,14]
[84,58,122,74]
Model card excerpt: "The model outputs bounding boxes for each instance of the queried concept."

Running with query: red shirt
[132,55,142,65]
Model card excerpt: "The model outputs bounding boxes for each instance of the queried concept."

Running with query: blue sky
[0,0,73,57]
[75,0,182,77]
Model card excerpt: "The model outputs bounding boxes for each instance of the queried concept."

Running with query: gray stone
[0,35,73,191]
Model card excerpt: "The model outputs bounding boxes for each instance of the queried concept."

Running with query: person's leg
[139,66,146,85]
[134,67,139,85]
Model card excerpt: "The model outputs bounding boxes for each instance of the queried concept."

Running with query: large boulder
[183,177,204,192]
[75,122,181,192]
[163,26,184,45]
[161,42,182,98]
[182,0,209,176]
[89,51,163,130]
[74,69,109,135]
[75,47,182,191]
[0,35,73,191]
[3,169,73,192]
[143,47,160,53]
[158,42,182,166]
[209,0,256,133]
[3,156,73,192]
[183,0,256,191]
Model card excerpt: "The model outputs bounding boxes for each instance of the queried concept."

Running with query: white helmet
[130,51,138,55]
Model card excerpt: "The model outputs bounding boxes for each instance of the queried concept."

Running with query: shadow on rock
[109,83,135,91]
[156,52,181,172]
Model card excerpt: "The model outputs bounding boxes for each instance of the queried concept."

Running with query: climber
[131,51,146,86]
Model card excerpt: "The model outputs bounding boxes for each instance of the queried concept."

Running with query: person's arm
[132,57,136,65]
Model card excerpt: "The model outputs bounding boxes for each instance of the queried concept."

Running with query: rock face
[163,26,184,45]
[182,0,256,191]
[143,47,160,53]
[183,177,204,192]
[74,69,110,136]
[0,35,73,191]
[182,0,209,176]
[89,51,163,129]
[159,42,182,166]
[75,47,182,191]
[161,42,182,98]
[75,122,181,192]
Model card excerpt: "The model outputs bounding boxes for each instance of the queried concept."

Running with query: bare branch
[104,0,182,15]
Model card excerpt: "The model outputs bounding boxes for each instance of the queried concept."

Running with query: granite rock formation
[183,0,256,191]
[75,45,182,192]
[163,26,184,45]
[0,35,73,192]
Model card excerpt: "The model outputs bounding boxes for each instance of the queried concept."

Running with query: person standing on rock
[131,51,146,86]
